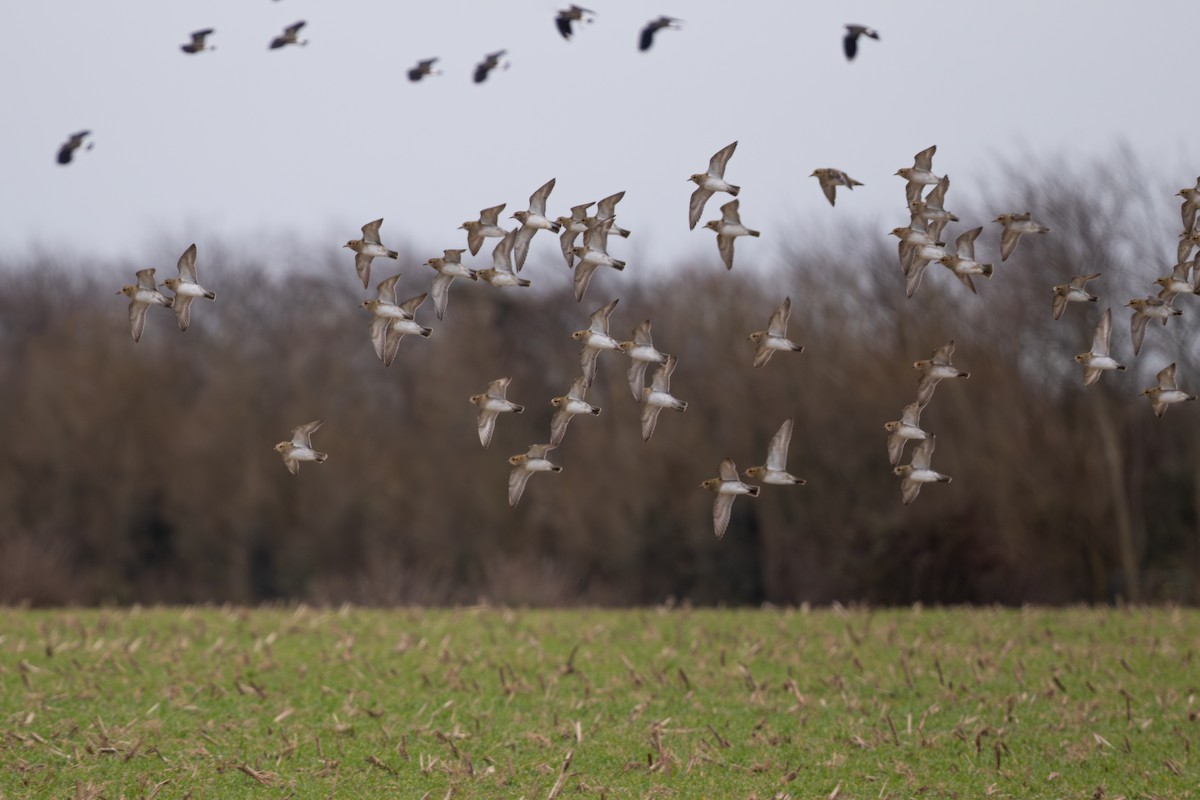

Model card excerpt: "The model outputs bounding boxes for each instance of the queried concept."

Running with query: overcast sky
[4,1,1199,276]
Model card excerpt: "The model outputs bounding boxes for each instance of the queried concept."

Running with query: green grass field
[0,605,1196,799]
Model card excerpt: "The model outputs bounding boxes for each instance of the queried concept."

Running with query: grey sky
[4,1,1198,274]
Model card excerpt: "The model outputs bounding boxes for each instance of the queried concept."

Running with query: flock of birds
[65,5,1196,539]
[875,144,1200,505]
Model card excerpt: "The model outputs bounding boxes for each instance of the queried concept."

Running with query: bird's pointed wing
[487,377,511,399]
[528,178,556,215]
[1000,228,1021,261]
[716,234,735,270]
[361,218,384,244]
[567,376,588,401]
[638,22,657,51]
[555,15,573,39]
[900,402,922,427]
[707,141,737,177]
[1072,273,1101,290]
[957,226,981,260]
[354,253,373,288]
[573,262,599,303]
[712,493,734,539]
[1158,362,1179,390]
[376,274,400,304]
[887,433,907,466]
[719,458,739,481]
[1092,308,1113,356]
[382,326,405,367]
[286,20,306,36]
[477,409,498,448]
[955,273,978,294]
[910,436,936,470]
[627,359,650,401]
[526,443,556,459]
[508,466,533,507]
[752,342,774,368]
[370,315,390,360]
[559,227,581,267]
[596,191,625,219]
[820,181,837,206]
[650,355,677,392]
[915,374,940,407]
[136,268,157,291]
[583,217,612,252]
[292,420,322,448]
[513,225,536,272]
[1130,311,1149,356]
[640,403,662,442]
[589,298,618,333]
[570,201,595,222]
[720,199,742,225]
[900,478,922,505]
[913,145,936,172]
[549,408,573,446]
[688,187,714,230]
[493,229,517,271]
[1083,366,1102,387]
[399,292,427,318]
[765,418,793,471]
[128,301,149,343]
[632,319,654,346]
[843,31,858,60]
[905,260,929,298]
[177,244,198,282]
[932,341,956,365]
[465,226,483,256]
[173,295,193,331]
[926,175,950,207]
[479,203,505,225]
[767,297,791,337]
[580,345,600,386]
[1052,292,1068,320]
[430,273,453,320]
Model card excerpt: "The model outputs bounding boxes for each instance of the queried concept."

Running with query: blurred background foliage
[1,156,1197,606]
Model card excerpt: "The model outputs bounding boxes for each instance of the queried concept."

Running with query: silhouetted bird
[269,21,308,50]
[639,16,681,51]
[556,5,595,40]
[474,50,507,83]
[180,29,215,54]
[56,130,91,165]
[843,24,879,60]
[407,58,440,82]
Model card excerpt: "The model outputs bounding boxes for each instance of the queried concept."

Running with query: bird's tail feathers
[728,184,741,195]
[981,263,995,278]
[387,249,399,259]
[314,452,329,463]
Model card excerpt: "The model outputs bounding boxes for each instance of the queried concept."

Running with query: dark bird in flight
[556,5,595,40]
[56,131,91,165]
[843,24,879,61]
[180,29,215,54]
[474,50,508,83]
[269,21,308,50]
[639,16,681,51]
[407,58,440,82]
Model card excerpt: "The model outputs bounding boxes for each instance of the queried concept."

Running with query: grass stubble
[0,604,1196,799]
